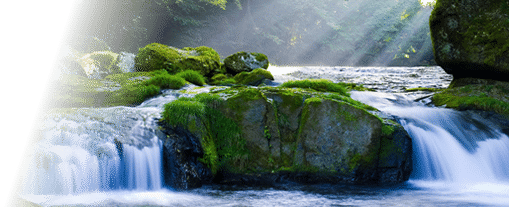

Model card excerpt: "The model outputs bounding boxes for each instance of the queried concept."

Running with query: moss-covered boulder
[74,51,121,79]
[233,68,274,86]
[224,51,269,75]
[432,78,509,117]
[45,70,188,108]
[134,43,221,77]
[160,84,412,188]
[60,46,121,79]
[429,0,509,81]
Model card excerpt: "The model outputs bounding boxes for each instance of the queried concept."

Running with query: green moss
[379,135,403,163]
[224,51,270,75]
[162,99,205,126]
[135,43,221,77]
[432,83,509,117]
[433,93,509,116]
[381,125,395,137]
[211,73,227,83]
[233,68,274,86]
[143,71,186,89]
[304,97,323,107]
[161,93,248,175]
[134,43,181,72]
[180,46,222,77]
[101,72,160,106]
[319,93,377,111]
[348,153,363,172]
[89,51,121,73]
[176,70,206,86]
[280,79,350,96]
[254,53,270,69]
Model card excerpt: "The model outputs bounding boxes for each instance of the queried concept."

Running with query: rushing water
[16,66,508,206]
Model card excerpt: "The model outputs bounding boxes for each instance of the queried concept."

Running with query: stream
[17,65,508,206]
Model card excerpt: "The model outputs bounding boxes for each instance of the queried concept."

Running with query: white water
[20,107,165,195]
[351,91,509,206]
[16,66,509,206]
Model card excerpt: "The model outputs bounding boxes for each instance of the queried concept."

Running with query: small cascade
[351,91,509,183]
[119,141,163,190]
[21,107,164,195]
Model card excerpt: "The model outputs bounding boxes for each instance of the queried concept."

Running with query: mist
[64,0,435,66]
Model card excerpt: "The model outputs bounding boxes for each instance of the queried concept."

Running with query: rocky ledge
[158,83,412,190]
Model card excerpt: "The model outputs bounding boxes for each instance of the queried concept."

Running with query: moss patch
[176,70,206,86]
[233,68,274,86]
[280,79,350,96]
[46,69,190,108]
[162,93,248,175]
[134,43,221,77]
[432,82,509,117]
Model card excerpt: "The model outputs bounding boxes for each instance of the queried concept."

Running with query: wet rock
[160,87,413,187]
[159,124,213,190]
[224,51,269,75]
[429,0,509,81]
[134,43,221,78]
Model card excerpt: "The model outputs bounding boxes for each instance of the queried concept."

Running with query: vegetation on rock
[161,85,412,184]
[432,80,509,117]
[134,43,221,77]
[429,0,509,81]
[176,70,207,86]
[280,79,349,96]
[233,68,274,86]
[224,51,270,75]
[46,70,187,108]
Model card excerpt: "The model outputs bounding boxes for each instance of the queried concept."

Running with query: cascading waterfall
[351,91,509,184]
[17,65,508,206]
[21,106,165,195]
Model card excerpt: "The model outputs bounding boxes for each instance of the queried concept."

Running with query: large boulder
[60,46,121,79]
[134,43,221,77]
[159,124,213,190]
[429,0,509,81]
[76,51,121,79]
[160,86,412,188]
[224,51,269,75]
[233,68,274,86]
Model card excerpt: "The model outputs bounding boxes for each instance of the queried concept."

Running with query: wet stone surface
[269,66,453,93]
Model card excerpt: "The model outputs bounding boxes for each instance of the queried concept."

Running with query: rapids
[15,65,508,206]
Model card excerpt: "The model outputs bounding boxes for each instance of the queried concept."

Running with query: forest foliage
[67,0,436,66]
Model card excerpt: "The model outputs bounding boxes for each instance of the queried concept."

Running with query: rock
[134,43,221,78]
[60,46,121,79]
[432,78,509,117]
[429,0,509,81]
[224,51,269,75]
[294,97,382,183]
[376,117,413,183]
[76,51,121,79]
[159,124,213,190]
[160,86,413,186]
[233,68,274,86]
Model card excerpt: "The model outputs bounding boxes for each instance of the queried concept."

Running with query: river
[16,65,509,206]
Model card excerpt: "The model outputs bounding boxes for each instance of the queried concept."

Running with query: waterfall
[16,65,508,206]
[399,108,509,182]
[21,107,164,195]
[351,91,509,184]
